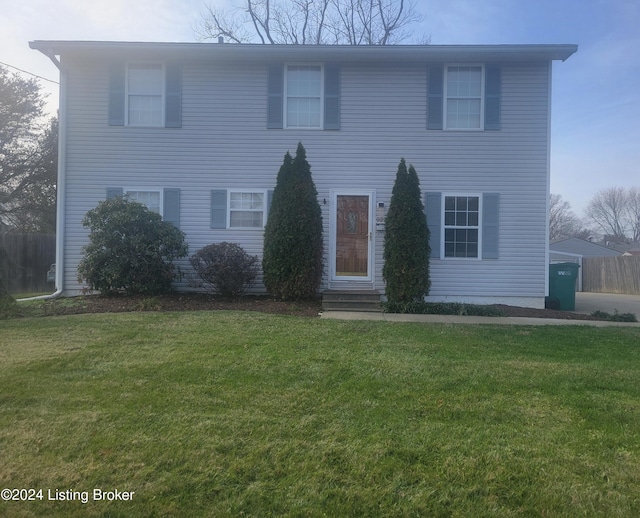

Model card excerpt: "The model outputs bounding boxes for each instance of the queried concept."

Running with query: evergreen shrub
[77,197,188,295]
[383,159,430,303]
[263,142,323,299]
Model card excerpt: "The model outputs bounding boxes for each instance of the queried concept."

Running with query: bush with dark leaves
[190,242,258,298]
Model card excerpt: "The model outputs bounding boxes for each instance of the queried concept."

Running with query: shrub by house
[383,159,430,303]
[77,196,188,295]
[263,143,323,300]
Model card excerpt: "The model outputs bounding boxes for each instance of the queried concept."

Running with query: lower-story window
[229,191,266,228]
[444,195,480,258]
[126,189,162,214]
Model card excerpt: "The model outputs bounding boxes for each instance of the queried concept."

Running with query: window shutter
[266,189,274,217]
[163,188,180,227]
[482,193,499,259]
[427,65,444,130]
[425,192,442,258]
[210,190,228,229]
[165,64,182,128]
[484,65,501,131]
[267,65,284,129]
[106,187,123,199]
[324,64,340,130]
[108,64,125,126]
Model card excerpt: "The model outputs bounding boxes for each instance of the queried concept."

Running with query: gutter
[19,47,67,302]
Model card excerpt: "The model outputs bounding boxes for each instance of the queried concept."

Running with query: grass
[1,312,640,516]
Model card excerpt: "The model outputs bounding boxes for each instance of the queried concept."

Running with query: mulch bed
[29,293,602,320]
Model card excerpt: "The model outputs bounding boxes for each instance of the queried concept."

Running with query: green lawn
[1,312,639,517]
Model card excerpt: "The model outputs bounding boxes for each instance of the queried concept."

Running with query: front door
[332,193,373,283]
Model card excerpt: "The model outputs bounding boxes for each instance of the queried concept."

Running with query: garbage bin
[546,262,580,311]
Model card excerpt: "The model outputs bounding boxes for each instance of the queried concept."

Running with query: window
[229,191,266,228]
[445,66,483,130]
[444,196,480,258]
[285,65,323,128]
[126,190,162,214]
[127,64,164,126]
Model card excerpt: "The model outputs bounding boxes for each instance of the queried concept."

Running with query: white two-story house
[30,41,577,308]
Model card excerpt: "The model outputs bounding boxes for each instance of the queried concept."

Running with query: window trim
[124,188,163,215]
[441,193,482,260]
[443,64,485,131]
[125,62,166,127]
[227,189,269,229]
[283,63,324,130]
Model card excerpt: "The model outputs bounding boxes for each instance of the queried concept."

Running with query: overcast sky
[1,0,638,218]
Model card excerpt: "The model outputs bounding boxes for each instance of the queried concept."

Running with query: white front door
[330,192,374,284]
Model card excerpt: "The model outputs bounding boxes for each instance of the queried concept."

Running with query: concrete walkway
[574,292,640,317]
[320,311,640,326]
[321,292,640,326]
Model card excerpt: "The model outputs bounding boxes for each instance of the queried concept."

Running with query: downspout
[544,59,553,300]
[18,47,66,302]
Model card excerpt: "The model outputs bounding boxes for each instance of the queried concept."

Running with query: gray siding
[61,56,553,306]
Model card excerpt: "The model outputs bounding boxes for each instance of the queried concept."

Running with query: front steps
[322,290,382,313]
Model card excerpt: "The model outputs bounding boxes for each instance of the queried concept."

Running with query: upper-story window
[445,66,484,130]
[109,63,181,128]
[127,64,164,126]
[285,65,323,129]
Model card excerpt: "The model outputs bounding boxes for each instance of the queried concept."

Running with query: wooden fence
[582,256,640,295]
[0,234,56,295]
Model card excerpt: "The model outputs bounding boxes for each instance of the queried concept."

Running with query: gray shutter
[163,188,180,227]
[324,64,340,130]
[484,66,501,131]
[482,193,499,259]
[165,64,182,128]
[267,65,284,129]
[210,190,227,229]
[266,189,274,218]
[425,192,442,258]
[427,65,444,130]
[106,187,123,199]
[108,64,125,126]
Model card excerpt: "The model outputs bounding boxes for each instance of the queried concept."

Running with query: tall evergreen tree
[383,159,430,302]
[263,142,323,299]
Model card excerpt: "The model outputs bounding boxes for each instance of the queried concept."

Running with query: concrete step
[322,290,382,312]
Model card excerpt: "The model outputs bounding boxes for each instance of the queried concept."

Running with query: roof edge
[30,41,578,62]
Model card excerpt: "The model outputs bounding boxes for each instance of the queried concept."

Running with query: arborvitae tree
[383,158,430,303]
[263,142,323,299]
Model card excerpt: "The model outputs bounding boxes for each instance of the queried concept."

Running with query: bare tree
[195,0,426,45]
[549,193,582,241]
[585,187,632,241]
[627,187,640,242]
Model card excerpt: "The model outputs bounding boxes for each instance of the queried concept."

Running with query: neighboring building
[31,41,577,308]
[550,237,622,258]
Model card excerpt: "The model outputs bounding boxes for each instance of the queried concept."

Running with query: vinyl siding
[60,56,552,306]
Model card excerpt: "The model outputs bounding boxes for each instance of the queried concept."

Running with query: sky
[1,0,638,219]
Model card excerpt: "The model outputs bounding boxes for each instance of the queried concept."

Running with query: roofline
[29,41,578,63]
[550,237,623,254]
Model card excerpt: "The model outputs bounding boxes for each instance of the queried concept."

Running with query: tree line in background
[0,65,57,233]
[550,188,640,244]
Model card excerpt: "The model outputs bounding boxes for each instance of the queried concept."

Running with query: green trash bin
[547,262,580,311]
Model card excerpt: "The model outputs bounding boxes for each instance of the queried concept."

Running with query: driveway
[575,292,640,317]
